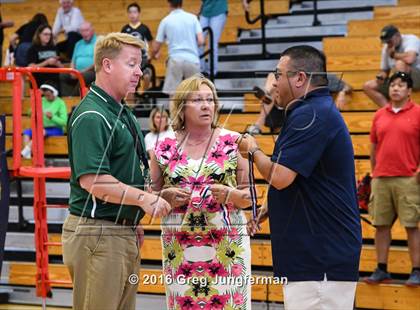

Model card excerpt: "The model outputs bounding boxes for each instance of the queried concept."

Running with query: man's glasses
[273,68,300,81]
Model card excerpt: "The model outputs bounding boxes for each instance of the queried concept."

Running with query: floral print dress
[155,128,251,310]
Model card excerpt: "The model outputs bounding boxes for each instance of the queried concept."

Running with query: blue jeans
[200,12,227,75]
[23,127,64,138]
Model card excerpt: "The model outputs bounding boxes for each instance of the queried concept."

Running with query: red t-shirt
[370,100,420,178]
[370,100,420,177]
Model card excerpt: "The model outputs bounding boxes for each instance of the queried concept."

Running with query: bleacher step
[290,0,396,12]
[266,11,373,28]
[240,24,347,41]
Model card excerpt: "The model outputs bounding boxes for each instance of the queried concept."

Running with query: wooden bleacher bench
[347,18,420,37]
[374,5,420,19]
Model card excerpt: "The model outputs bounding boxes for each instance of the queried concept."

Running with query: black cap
[380,25,399,43]
[389,71,413,89]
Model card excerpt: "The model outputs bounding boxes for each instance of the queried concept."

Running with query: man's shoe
[364,268,392,284]
[405,270,420,287]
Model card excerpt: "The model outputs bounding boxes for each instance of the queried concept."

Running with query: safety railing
[0,67,87,309]
[200,26,215,81]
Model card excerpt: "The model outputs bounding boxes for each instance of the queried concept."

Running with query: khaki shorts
[162,58,200,95]
[369,177,420,228]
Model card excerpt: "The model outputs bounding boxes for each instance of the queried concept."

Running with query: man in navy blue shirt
[239,45,362,309]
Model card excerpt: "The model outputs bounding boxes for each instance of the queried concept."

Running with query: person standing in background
[199,0,227,76]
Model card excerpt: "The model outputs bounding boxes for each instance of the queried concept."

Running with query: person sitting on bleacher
[21,83,67,159]
[246,72,352,135]
[9,13,48,67]
[52,0,84,61]
[27,24,63,89]
[144,107,172,158]
[365,71,420,287]
[60,21,96,96]
[363,25,420,107]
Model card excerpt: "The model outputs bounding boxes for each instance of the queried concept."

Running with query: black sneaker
[405,270,420,287]
[364,268,392,284]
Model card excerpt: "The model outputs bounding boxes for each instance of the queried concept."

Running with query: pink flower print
[209,295,230,310]
[175,263,194,278]
[175,231,191,246]
[168,151,188,172]
[191,262,207,275]
[207,228,226,245]
[176,296,195,310]
[233,292,245,305]
[218,134,238,151]
[231,264,243,277]
[229,228,240,241]
[207,262,228,277]
[163,232,174,243]
[168,295,175,309]
[206,198,221,213]
[181,175,212,191]
[206,148,228,167]
[156,138,176,158]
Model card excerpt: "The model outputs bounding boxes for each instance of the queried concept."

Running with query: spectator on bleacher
[363,25,420,107]
[27,24,63,89]
[246,72,353,134]
[365,71,420,287]
[150,74,252,309]
[239,46,362,309]
[9,13,48,67]
[199,0,227,76]
[121,2,153,92]
[0,4,14,65]
[151,0,204,96]
[60,21,96,96]
[52,0,84,61]
[21,83,67,159]
[62,33,171,310]
[144,107,172,157]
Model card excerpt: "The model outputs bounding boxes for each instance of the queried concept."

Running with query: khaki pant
[62,214,141,310]
[283,275,357,310]
[369,177,420,228]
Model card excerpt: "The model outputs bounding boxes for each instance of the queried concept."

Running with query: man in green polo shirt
[62,32,172,310]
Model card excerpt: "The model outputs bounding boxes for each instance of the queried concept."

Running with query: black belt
[70,211,138,227]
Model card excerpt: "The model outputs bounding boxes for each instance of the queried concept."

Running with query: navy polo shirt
[267,87,362,282]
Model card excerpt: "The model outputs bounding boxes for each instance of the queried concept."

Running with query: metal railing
[200,26,215,81]
[244,0,270,58]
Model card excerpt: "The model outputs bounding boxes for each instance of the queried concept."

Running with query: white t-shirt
[381,34,420,71]
[53,7,84,36]
[144,129,173,152]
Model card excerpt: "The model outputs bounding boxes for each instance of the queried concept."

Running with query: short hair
[389,71,413,89]
[127,2,140,13]
[168,0,182,8]
[170,74,220,131]
[281,45,328,87]
[33,25,53,46]
[94,32,145,72]
[149,107,170,133]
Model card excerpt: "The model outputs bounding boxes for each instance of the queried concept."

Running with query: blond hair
[170,74,220,131]
[94,32,145,72]
[149,107,170,133]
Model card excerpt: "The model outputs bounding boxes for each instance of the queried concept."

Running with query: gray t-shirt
[156,9,202,64]
[381,34,420,71]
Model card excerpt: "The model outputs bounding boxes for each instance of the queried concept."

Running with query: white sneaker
[21,145,32,159]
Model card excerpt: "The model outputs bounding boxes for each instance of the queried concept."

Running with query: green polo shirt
[67,83,146,223]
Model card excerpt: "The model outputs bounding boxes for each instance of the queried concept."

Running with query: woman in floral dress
[150,75,252,310]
